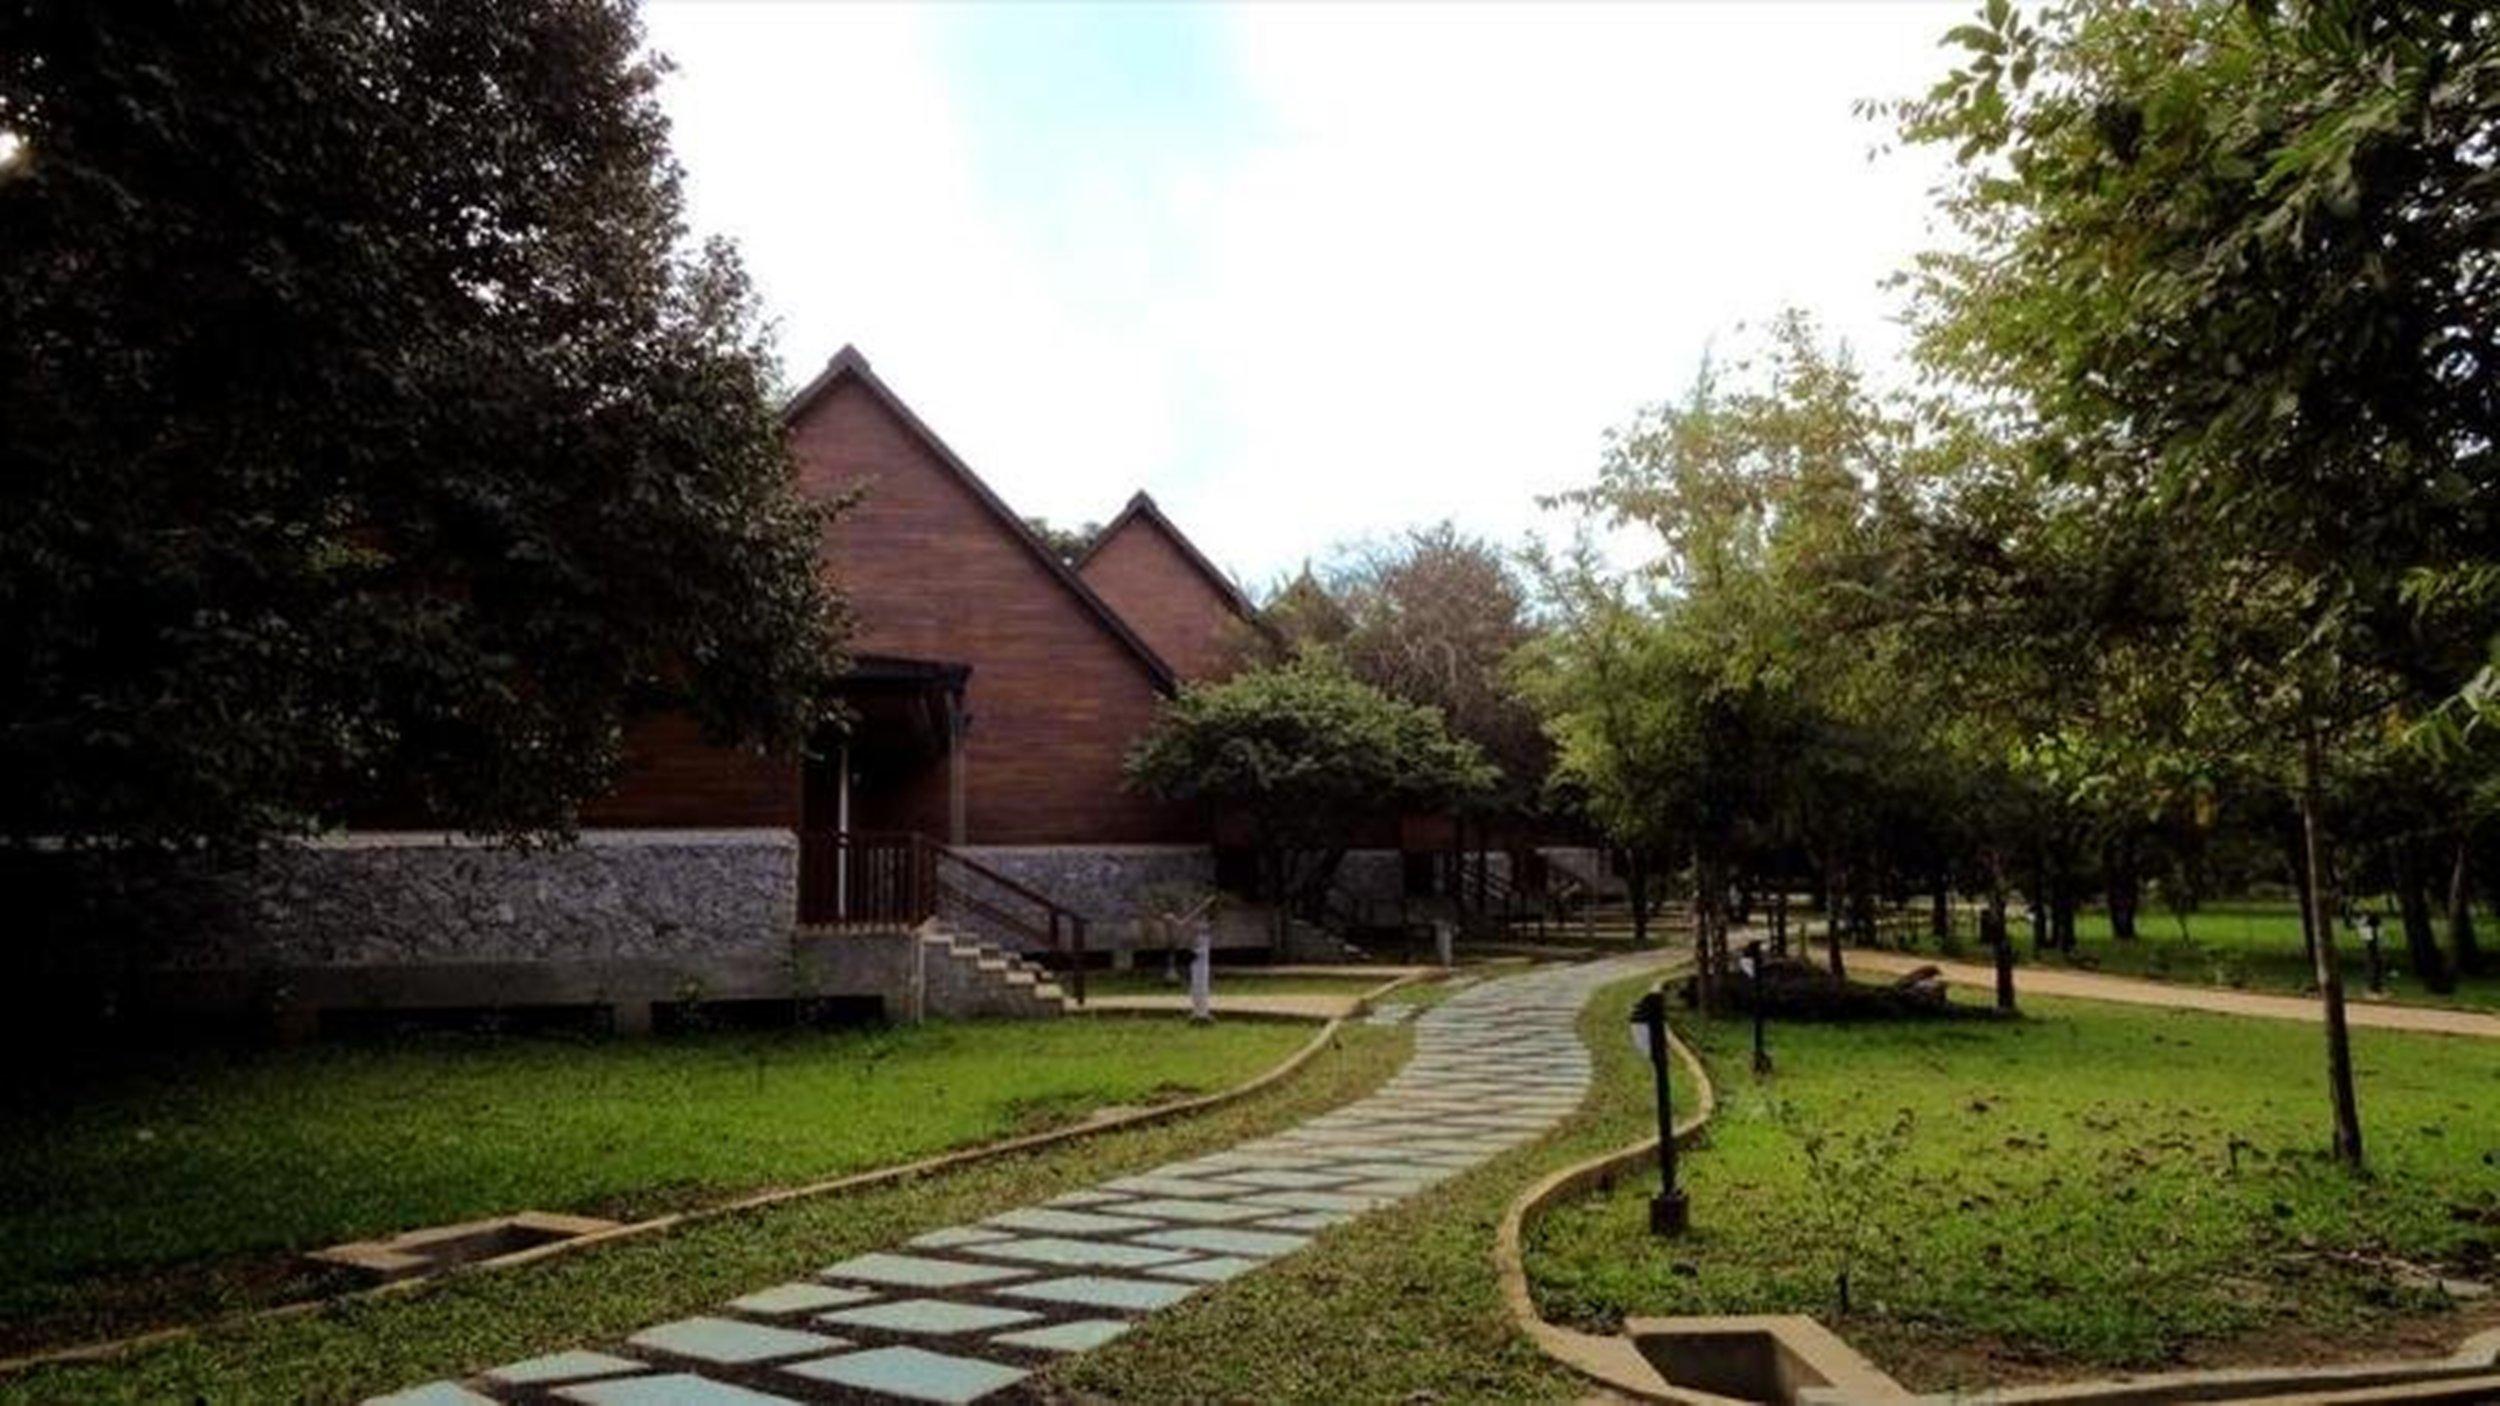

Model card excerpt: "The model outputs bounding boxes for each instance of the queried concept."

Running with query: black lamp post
[1629,989,1688,1235]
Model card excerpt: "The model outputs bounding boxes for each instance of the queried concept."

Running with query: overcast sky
[642,1,1965,589]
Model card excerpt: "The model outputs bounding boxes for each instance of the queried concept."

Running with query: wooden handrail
[798,830,1087,1004]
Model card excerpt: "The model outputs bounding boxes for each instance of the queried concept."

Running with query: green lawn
[0,1022,1405,1403]
[0,1016,1308,1357]
[2039,901,2500,1013]
[1082,969,1394,1000]
[1528,995,2500,1392]
[1058,966,1692,1403]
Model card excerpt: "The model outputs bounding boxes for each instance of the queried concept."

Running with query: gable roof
[783,346,1179,695]
[1077,490,1259,621]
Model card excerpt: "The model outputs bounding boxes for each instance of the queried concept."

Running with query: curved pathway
[372,952,1665,1406]
[1848,950,2500,1039]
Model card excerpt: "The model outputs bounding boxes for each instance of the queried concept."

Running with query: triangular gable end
[1077,490,1259,622]
[783,347,1179,695]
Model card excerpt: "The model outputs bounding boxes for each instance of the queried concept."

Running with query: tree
[1023,517,1102,564]
[1125,657,1494,930]
[0,2,848,856]
[1895,0,2500,1167]
[1330,522,1552,811]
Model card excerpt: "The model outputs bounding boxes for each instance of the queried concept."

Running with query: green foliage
[1328,522,1552,810]
[0,2,848,854]
[1895,0,2500,750]
[1022,516,1102,564]
[1125,656,1496,842]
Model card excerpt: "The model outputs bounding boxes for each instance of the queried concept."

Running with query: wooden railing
[797,830,1088,1003]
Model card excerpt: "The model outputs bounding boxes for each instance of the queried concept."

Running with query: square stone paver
[1134,1226,1308,1258]
[982,1206,1163,1236]
[1342,1178,1436,1197]
[1239,1189,1381,1214]
[909,1226,1013,1250]
[1099,1174,1242,1198]
[727,1282,877,1316]
[996,1274,1197,1312]
[817,1299,1039,1336]
[628,1316,842,1364]
[556,1375,805,1406]
[1212,1168,1351,1190]
[1254,1210,1350,1232]
[820,1252,1031,1289]
[1146,1255,1262,1283]
[988,1318,1132,1353]
[368,1385,497,1406]
[1112,1197,1273,1225]
[784,1345,1028,1404]
[969,1235,1193,1270]
[484,1349,647,1385]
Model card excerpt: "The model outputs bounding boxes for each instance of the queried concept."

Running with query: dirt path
[1849,950,2500,1039]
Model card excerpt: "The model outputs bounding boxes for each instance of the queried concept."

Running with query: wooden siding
[1079,513,1254,683]
[581,712,799,828]
[788,377,1198,845]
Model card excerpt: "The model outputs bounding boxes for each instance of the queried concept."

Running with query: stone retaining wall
[190,830,797,968]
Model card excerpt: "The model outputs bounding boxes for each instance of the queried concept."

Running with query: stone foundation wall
[188,830,799,969]
[953,845,1219,951]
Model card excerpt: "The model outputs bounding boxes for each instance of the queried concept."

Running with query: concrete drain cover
[309,1211,619,1281]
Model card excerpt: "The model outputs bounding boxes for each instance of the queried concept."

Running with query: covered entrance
[799,656,968,925]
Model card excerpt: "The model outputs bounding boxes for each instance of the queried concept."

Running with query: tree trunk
[1931,871,1951,943]
[2288,819,2320,972]
[1692,849,1717,1014]
[1986,851,2016,1012]
[2393,845,2454,994]
[2107,836,2140,942]
[2451,832,2485,977]
[2049,861,2078,952]
[1627,849,1651,949]
[1771,888,1788,957]
[2299,732,2365,1171]
[1826,862,1849,981]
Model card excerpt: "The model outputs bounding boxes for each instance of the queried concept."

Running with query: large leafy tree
[0,1,847,855]
[1125,657,1494,922]
[1896,0,2500,1167]
[1328,522,1551,812]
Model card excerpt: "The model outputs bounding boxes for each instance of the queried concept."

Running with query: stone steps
[915,926,1071,1019]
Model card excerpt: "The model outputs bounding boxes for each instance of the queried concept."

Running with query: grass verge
[0,1015,1308,1357]
[0,1020,1405,1404]
[1049,962,1691,1404]
[1528,993,2500,1393]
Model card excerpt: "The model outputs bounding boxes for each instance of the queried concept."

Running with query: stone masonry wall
[952,845,1216,951]
[177,830,797,969]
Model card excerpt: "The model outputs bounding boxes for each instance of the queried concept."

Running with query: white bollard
[1189,922,1214,1023]
[1435,918,1455,969]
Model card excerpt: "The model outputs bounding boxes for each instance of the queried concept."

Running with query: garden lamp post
[1628,989,1688,1235]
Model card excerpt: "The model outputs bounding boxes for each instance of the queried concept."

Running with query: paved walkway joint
[369,953,1659,1405]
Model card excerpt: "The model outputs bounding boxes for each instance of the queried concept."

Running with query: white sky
[643,1,1965,588]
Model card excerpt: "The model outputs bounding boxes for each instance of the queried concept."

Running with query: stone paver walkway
[1850,950,2500,1039]
[372,953,1662,1406]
